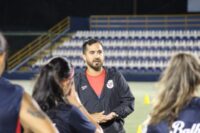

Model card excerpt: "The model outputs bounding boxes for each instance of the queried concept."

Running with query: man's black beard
[91,65,102,71]
[88,61,102,71]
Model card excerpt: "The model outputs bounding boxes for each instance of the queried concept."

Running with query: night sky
[0,0,187,31]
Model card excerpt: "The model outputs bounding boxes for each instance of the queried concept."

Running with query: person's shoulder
[187,97,200,108]
[74,70,81,77]
[0,77,24,93]
[179,97,200,119]
[74,68,85,78]
[105,66,122,76]
[105,66,116,73]
[0,77,12,87]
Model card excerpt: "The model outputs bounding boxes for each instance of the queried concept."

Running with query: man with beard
[74,39,135,133]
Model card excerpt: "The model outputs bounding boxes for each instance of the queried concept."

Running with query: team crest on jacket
[107,80,114,89]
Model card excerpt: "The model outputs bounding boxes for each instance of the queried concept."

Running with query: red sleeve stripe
[16,118,21,133]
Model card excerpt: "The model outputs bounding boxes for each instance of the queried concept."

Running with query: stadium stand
[6,15,200,81]
[31,29,200,81]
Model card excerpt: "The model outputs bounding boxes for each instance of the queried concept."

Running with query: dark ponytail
[32,57,74,112]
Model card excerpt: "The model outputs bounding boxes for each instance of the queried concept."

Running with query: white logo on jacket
[81,85,87,90]
[106,80,114,89]
[170,121,200,133]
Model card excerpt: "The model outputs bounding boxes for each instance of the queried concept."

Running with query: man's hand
[91,111,107,123]
[105,112,118,121]
[91,111,118,124]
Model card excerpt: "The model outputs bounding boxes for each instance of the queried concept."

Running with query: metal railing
[90,14,200,30]
[8,17,70,71]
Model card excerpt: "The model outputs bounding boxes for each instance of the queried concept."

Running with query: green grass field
[124,82,157,133]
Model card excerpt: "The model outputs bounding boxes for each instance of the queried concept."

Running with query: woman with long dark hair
[144,53,200,133]
[33,56,103,133]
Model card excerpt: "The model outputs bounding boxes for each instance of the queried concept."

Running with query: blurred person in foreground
[0,33,58,133]
[143,53,200,133]
[32,56,103,133]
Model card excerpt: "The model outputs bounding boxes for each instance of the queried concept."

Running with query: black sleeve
[74,71,81,92]
[69,106,96,133]
[47,112,69,133]
[112,70,135,118]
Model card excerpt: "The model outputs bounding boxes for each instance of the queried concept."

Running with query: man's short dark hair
[82,39,103,54]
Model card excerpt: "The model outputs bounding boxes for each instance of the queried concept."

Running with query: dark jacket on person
[47,103,96,133]
[75,67,135,133]
[146,97,200,133]
[0,77,24,133]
